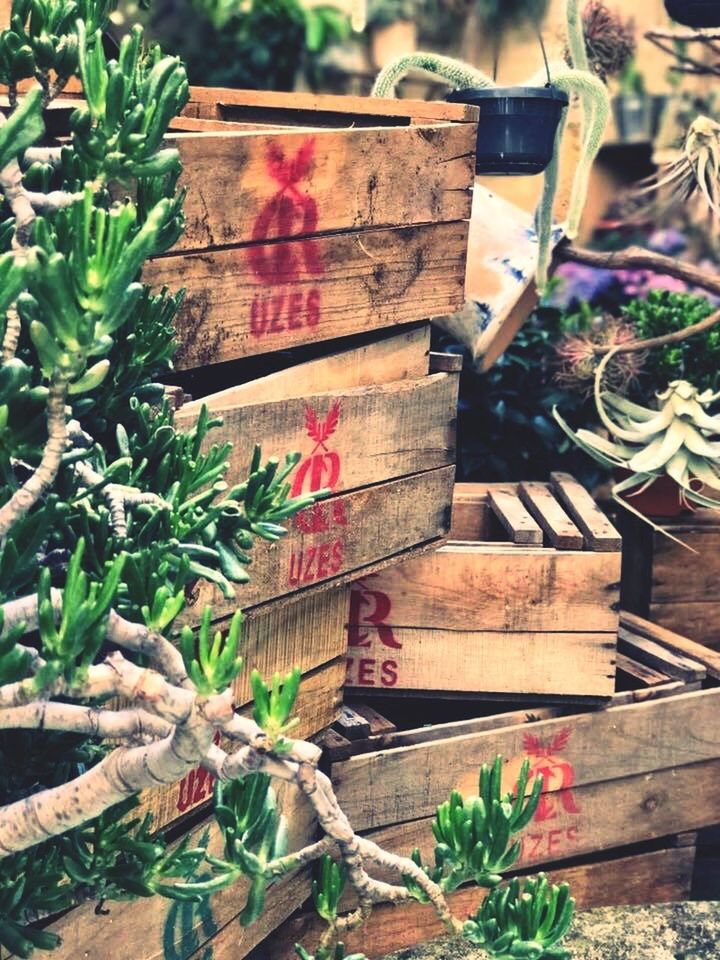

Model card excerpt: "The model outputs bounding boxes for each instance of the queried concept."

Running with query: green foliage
[0,87,44,170]
[404,758,542,897]
[622,290,720,394]
[251,666,302,749]
[180,607,243,695]
[151,0,349,91]
[434,309,606,488]
[464,874,575,960]
[312,855,346,924]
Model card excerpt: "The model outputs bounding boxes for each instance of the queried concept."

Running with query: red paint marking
[521,726,581,821]
[176,732,221,813]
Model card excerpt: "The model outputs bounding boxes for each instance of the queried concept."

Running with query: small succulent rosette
[435,187,564,366]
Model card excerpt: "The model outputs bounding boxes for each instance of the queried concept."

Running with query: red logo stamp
[288,401,346,587]
[346,577,400,688]
[249,140,324,338]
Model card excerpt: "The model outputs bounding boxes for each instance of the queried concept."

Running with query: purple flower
[551,263,617,308]
[647,228,688,256]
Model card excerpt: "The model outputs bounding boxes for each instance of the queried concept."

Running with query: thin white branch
[73,461,170,539]
[0,702,172,740]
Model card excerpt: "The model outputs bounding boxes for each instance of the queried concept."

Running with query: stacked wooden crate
[347,474,622,702]
[13,88,475,959]
[264,614,720,960]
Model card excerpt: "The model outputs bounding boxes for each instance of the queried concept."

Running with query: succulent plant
[555,350,720,529]
[555,313,646,396]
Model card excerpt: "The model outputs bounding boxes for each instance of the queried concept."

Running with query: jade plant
[371,0,610,291]
[0,3,574,958]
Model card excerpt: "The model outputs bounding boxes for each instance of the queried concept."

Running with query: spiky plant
[554,314,646,396]
[371,0,610,291]
[555,348,720,532]
[581,0,636,83]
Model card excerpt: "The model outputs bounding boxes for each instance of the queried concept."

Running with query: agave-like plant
[554,348,720,536]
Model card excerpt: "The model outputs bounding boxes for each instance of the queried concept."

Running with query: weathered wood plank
[615,652,670,688]
[357,547,621,633]
[186,464,455,618]
[518,481,585,550]
[176,324,431,409]
[146,221,468,368]
[488,489,543,545]
[346,626,616,698]
[136,656,345,830]
[622,610,720,681]
[331,688,720,830]
[177,373,458,497]
[168,123,476,252]
[361,759,719,880]
[550,473,623,551]
[651,601,720,652]
[263,843,695,960]
[617,627,706,683]
[185,84,478,124]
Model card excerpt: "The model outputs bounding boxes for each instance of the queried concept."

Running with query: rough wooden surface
[187,464,455,618]
[169,122,475,252]
[263,843,696,960]
[550,473,623,552]
[331,687,719,830]
[148,221,468,368]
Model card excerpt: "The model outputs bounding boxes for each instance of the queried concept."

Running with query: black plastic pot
[665,0,720,26]
[446,86,569,176]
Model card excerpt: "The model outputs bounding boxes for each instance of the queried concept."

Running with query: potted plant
[612,60,654,143]
[665,0,720,28]
[366,0,421,69]
[372,0,610,289]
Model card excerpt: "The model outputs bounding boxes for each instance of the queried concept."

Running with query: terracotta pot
[370,20,417,70]
[616,471,695,519]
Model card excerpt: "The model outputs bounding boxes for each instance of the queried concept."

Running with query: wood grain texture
[360,759,720,880]
[169,123,475,252]
[146,221,468,368]
[186,464,454,618]
[617,628,706,683]
[176,324,431,409]
[136,655,346,830]
[32,785,314,960]
[177,373,458,497]
[622,610,720,681]
[263,844,695,960]
[331,688,720,830]
[519,482,585,550]
[346,626,616,698]
[550,473,623,551]
[359,547,621,633]
[184,85,478,124]
[651,601,720,652]
[488,489,543,545]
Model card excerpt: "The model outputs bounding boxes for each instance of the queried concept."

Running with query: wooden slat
[346,626,616,698]
[177,373,458,498]
[176,324,430,409]
[360,547,621,633]
[136,656,345,829]
[428,351,464,374]
[361,758,720,879]
[34,785,314,960]
[263,843,695,960]
[330,688,720,830]
[147,221,468,369]
[518,481,585,550]
[550,472,623,551]
[350,704,397,736]
[185,464,455,618]
[622,611,720,682]
[651,601,720,653]
[651,525,720,603]
[488,489,543,545]
[185,84,478,124]
[335,706,372,741]
[615,652,670,688]
[169,123,475,253]
[617,627,707,683]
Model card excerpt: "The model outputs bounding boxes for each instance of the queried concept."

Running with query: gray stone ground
[380,902,720,960]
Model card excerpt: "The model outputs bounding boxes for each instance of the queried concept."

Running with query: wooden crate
[620,509,720,651]
[325,614,720,866]
[176,325,459,621]
[136,587,348,833]
[346,473,622,701]
[143,87,477,369]
[263,833,697,960]
[8,783,316,960]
